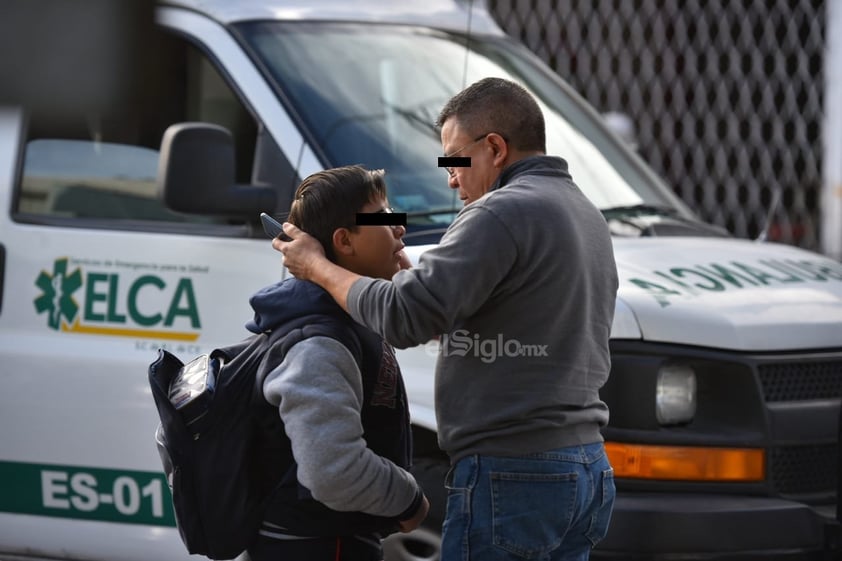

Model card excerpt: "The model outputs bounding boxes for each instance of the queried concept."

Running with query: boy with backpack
[245,165,429,561]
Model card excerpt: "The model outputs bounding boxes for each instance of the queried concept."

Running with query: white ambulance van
[1,0,840,559]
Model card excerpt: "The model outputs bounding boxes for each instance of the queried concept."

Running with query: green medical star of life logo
[34,258,83,330]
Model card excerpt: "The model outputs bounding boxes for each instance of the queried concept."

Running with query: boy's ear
[331,228,355,256]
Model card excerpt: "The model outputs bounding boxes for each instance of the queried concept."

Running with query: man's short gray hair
[436,77,546,153]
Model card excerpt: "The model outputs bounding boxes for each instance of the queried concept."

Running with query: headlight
[656,364,696,425]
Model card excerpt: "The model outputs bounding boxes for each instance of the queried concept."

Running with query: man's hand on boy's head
[272,222,326,280]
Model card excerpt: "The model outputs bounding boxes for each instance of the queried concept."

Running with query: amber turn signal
[605,442,765,482]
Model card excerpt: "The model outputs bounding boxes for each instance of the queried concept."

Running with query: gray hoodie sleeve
[348,205,518,348]
[262,335,419,517]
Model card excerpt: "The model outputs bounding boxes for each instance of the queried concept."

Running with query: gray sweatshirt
[348,156,619,462]
[262,336,419,517]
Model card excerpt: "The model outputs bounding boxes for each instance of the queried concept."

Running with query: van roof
[163,0,505,35]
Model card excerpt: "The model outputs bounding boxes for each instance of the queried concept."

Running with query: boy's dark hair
[436,77,546,153]
[288,165,387,261]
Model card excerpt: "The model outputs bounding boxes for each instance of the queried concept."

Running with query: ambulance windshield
[239,22,691,237]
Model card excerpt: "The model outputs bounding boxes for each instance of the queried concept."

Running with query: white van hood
[613,237,842,351]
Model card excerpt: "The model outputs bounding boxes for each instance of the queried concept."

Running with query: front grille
[757,356,841,497]
[757,360,842,402]
[769,444,838,496]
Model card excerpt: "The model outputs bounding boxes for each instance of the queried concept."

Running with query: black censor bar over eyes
[356,212,408,226]
[438,156,471,168]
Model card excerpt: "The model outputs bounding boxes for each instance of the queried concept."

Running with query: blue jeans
[441,442,615,561]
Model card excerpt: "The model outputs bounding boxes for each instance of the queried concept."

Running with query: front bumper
[593,493,840,560]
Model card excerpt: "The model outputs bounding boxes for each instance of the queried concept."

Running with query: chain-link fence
[488,0,825,250]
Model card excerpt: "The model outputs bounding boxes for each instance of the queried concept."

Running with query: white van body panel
[614,237,842,350]
[0,515,188,561]
[164,0,506,35]
[0,109,23,185]
[0,0,839,560]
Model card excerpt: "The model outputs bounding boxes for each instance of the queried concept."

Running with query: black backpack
[147,329,291,560]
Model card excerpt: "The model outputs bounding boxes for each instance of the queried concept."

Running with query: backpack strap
[212,333,266,365]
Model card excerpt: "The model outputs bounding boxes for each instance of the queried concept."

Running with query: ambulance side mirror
[157,122,276,216]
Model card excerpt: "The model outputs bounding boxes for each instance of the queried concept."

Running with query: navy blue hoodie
[248,278,420,538]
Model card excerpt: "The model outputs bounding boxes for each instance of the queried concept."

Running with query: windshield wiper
[602,203,728,237]
[600,203,679,217]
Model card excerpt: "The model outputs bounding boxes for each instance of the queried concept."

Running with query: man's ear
[332,228,355,256]
[488,132,509,168]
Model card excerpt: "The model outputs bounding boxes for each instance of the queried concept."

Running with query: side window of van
[15,32,258,225]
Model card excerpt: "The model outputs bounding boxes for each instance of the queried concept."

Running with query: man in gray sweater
[276,77,619,560]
